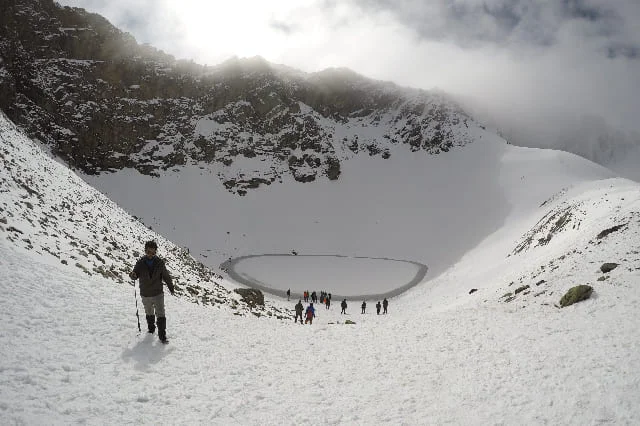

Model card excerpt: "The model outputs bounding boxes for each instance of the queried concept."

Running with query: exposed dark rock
[559,285,593,307]
[513,207,575,254]
[244,178,270,189]
[325,156,341,180]
[515,285,530,294]
[597,224,626,239]
[468,288,478,294]
[234,288,265,307]
[600,263,619,273]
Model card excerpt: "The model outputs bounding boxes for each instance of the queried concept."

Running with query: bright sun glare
[170,0,318,64]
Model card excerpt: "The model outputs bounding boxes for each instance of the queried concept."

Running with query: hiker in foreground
[294,300,304,324]
[305,303,316,325]
[129,240,175,343]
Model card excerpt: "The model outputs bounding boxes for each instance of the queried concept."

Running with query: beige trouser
[141,293,165,317]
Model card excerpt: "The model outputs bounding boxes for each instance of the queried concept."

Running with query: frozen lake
[221,254,428,299]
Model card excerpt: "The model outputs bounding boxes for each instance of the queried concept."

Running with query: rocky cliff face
[0,0,481,194]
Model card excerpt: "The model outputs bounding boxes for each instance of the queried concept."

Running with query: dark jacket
[132,256,174,297]
[295,302,304,313]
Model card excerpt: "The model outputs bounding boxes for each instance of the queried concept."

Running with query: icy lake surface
[222,254,428,299]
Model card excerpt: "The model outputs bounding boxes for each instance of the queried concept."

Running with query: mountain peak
[0,0,479,194]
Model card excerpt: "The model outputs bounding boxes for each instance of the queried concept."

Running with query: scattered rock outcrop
[234,288,265,307]
[0,112,289,319]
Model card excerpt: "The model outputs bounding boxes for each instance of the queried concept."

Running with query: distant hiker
[376,301,381,315]
[287,288,291,301]
[305,303,316,325]
[294,300,304,324]
[325,297,331,310]
[129,240,175,344]
[311,291,317,303]
[361,300,366,314]
[341,299,347,314]
[328,293,332,301]
[383,298,388,314]
[304,291,309,303]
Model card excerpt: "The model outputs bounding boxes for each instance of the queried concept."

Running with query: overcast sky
[57,0,640,154]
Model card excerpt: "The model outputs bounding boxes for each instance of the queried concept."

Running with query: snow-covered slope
[2,111,640,424]
[0,112,289,319]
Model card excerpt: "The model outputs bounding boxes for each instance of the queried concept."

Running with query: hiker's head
[144,240,158,258]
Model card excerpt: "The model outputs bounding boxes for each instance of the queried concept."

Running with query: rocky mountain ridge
[0,0,480,194]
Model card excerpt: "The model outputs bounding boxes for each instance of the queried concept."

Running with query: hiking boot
[157,317,168,343]
[146,315,156,333]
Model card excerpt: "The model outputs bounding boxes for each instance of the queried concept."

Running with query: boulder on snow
[234,288,264,307]
[345,320,356,325]
[600,263,619,273]
[559,285,593,307]
[597,224,626,239]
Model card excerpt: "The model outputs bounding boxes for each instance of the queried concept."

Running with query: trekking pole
[134,286,141,334]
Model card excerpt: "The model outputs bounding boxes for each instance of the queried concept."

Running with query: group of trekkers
[292,290,389,324]
[361,299,388,315]
[128,240,393,341]
[300,289,330,304]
